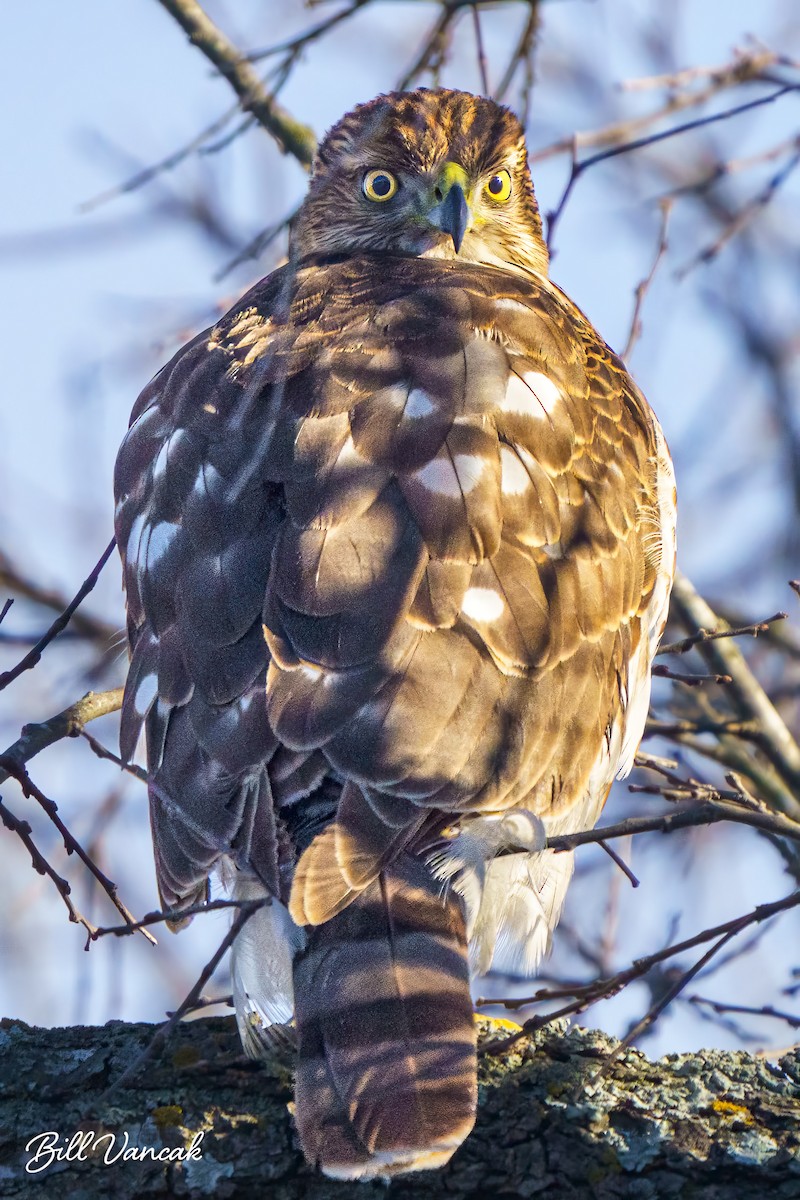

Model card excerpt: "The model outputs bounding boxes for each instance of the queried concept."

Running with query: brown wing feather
[116,253,662,919]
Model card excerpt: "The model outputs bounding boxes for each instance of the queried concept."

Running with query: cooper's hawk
[115,88,676,1180]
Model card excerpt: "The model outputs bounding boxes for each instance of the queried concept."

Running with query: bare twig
[677,142,800,276]
[545,798,800,854]
[623,199,672,359]
[0,755,154,947]
[621,49,798,95]
[658,610,788,656]
[535,47,795,165]
[591,928,739,1081]
[80,101,244,213]
[0,548,118,643]
[688,994,800,1031]
[598,839,639,888]
[545,85,796,252]
[155,0,317,167]
[245,0,372,65]
[471,4,490,94]
[651,664,732,686]
[670,573,800,816]
[398,4,458,91]
[213,208,297,281]
[80,730,148,784]
[478,888,800,1051]
[0,539,117,692]
[645,717,760,740]
[90,900,266,1107]
[166,993,233,1017]
[495,1,541,105]
[0,688,124,787]
[0,797,100,942]
[92,896,253,939]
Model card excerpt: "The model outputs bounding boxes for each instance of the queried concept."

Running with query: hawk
[115,88,676,1180]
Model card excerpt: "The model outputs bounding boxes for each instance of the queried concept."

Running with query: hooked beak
[430,163,473,254]
[441,184,470,254]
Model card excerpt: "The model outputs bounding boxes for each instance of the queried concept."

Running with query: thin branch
[0,538,117,692]
[93,896,253,939]
[621,49,799,95]
[0,549,118,642]
[677,141,800,276]
[0,755,154,947]
[598,839,640,888]
[80,730,148,784]
[545,85,796,251]
[80,101,243,213]
[658,610,788,656]
[166,993,233,1017]
[712,597,800,659]
[688,994,800,1031]
[495,2,541,104]
[591,927,739,1082]
[155,0,317,167]
[670,572,800,816]
[651,664,732,686]
[0,797,99,942]
[398,4,458,91]
[623,198,672,359]
[535,47,795,165]
[645,717,760,740]
[544,798,800,855]
[0,688,124,787]
[478,888,800,1050]
[213,207,297,281]
[89,900,266,1108]
[647,727,800,824]
[246,0,373,65]
[471,4,490,94]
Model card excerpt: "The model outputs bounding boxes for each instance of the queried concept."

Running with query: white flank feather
[230,873,305,1059]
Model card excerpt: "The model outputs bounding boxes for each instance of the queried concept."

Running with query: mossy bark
[1,1015,798,1199]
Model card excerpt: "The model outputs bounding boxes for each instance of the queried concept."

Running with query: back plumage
[115,88,675,1180]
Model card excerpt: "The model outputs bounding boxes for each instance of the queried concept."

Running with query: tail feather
[292,852,477,1180]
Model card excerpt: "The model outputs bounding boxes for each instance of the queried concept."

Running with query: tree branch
[670,572,800,817]
[1,1015,797,1197]
[0,689,124,786]
[155,0,317,167]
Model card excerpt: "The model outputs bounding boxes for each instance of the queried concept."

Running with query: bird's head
[291,88,549,278]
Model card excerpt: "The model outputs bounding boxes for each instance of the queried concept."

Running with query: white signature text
[25,1129,205,1173]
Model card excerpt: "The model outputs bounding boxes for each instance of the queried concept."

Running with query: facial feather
[291,88,549,277]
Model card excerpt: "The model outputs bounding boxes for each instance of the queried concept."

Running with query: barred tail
[292,852,477,1180]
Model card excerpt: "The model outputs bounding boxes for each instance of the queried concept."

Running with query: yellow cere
[484,169,512,203]
[363,169,399,202]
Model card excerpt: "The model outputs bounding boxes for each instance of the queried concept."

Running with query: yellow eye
[484,169,512,203]
[362,169,399,202]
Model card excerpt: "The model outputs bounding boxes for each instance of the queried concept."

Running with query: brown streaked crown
[291,88,549,278]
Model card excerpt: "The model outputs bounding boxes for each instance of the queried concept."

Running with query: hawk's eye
[485,170,512,203]
[363,170,399,202]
